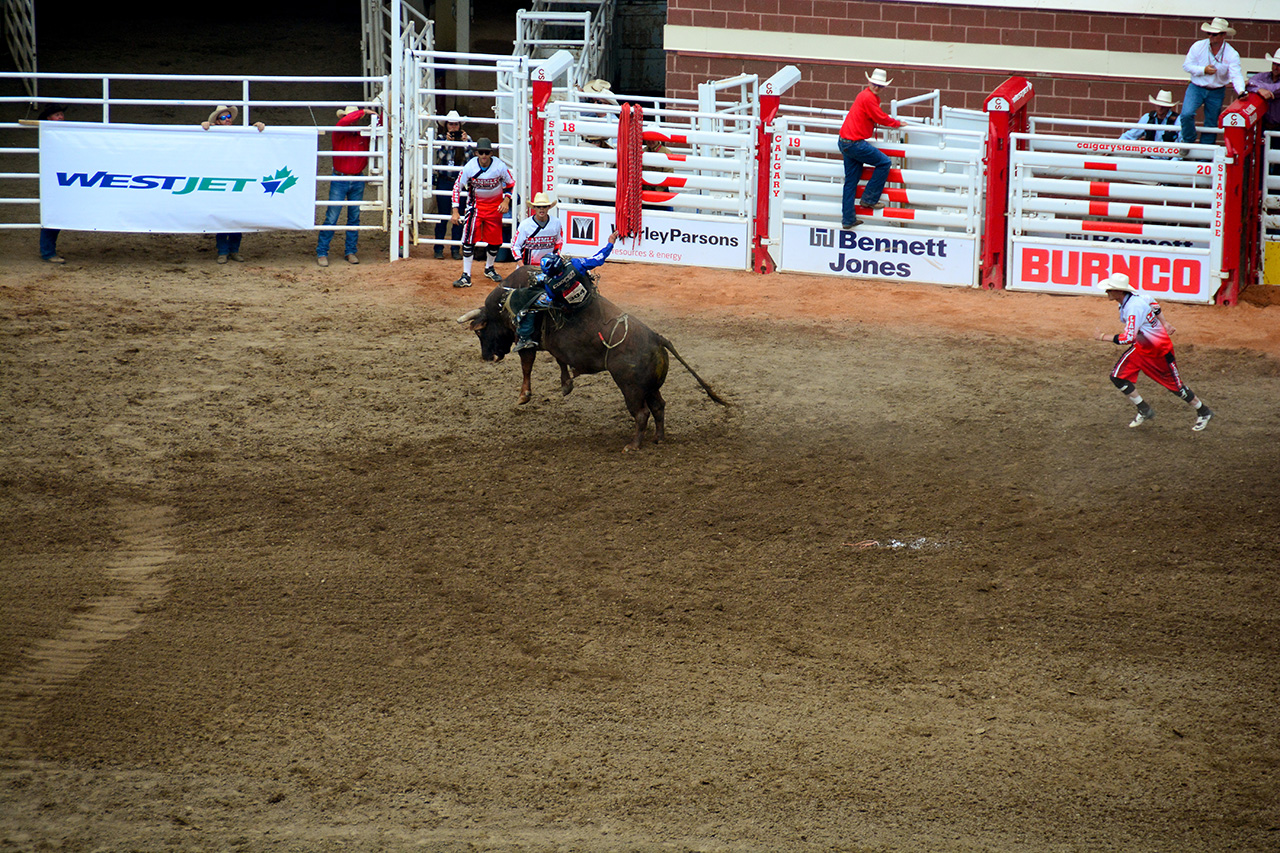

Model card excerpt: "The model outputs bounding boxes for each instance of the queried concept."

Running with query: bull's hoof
[518,392,531,405]
[561,380,574,397]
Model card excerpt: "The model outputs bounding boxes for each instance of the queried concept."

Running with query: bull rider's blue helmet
[540,254,565,277]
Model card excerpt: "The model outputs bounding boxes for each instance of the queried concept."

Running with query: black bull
[457,265,728,450]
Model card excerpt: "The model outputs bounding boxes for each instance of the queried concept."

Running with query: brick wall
[665,2,1280,123]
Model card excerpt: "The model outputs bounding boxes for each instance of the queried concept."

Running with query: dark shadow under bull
[457,265,729,451]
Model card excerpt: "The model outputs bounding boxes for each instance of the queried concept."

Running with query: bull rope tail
[615,103,644,241]
[598,314,631,370]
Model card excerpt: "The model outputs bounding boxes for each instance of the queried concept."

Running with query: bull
[456,265,728,451]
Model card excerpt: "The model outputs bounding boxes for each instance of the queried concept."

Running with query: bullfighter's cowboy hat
[1148,90,1178,108]
[1098,273,1138,295]
[207,104,238,123]
[865,68,893,87]
[530,192,556,208]
[1201,17,1235,36]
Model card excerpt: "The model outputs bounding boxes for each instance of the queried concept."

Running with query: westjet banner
[39,122,317,233]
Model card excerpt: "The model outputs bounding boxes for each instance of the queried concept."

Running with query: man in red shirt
[317,105,378,267]
[838,68,902,229]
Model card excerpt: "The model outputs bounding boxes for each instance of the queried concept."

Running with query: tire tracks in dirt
[0,502,174,753]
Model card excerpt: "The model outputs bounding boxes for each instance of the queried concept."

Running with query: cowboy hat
[1148,90,1177,108]
[336,105,363,118]
[1266,49,1280,64]
[865,68,893,87]
[207,104,238,123]
[1099,273,1138,294]
[474,137,493,152]
[1201,17,1235,36]
[530,192,556,207]
[37,104,66,120]
[582,79,613,95]
[442,109,463,123]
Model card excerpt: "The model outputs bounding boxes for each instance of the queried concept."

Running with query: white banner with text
[1008,239,1217,304]
[558,206,751,270]
[39,122,318,233]
[781,223,978,287]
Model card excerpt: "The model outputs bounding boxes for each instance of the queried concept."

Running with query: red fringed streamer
[614,103,644,241]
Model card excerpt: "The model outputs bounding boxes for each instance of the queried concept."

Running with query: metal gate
[404,50,531,255]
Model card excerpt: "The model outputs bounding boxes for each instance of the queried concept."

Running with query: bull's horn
[456,308,482,324]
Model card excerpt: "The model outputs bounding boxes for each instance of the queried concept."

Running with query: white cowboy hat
[1099,273,1138,295]
[336,105,362,118]
[442,109,462,123]
[207,104,238,123]
[1266,50,1280,64]
[530,192,556,207]
[1201,17,1235,36]
[583,79,613,95]
[1148,90,1177,108]
[865,68,893,87]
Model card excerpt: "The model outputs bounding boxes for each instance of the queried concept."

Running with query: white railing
[0,70,394,256]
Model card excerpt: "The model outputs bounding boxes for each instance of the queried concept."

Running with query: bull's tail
[657,334,730,407]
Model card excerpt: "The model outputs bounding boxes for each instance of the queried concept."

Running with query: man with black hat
[1094,273,1213,431]
[36,104,67,263]
[449,137,514,287]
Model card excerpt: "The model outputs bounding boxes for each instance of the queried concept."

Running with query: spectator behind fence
[36,104,67,263]
[1246,49,1280,132]
[1119,89,1180,158]
[200,105,265,264]
[838,68,902,231]
[317,104,378,267]
[579,79,618,148]
[434,110,471,260]
[1179,17,1246,145]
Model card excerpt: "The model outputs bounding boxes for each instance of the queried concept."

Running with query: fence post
[1217,94,1266,305]
[980,77,1034,290]
[529,51,574,200]
[754,66,800,275]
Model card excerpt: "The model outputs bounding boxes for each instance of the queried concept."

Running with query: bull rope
[599,314,631,368]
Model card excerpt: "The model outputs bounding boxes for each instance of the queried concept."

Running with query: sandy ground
[1,224,1279,853]
[3,9,1280,851]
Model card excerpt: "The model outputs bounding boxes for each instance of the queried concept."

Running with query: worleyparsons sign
[39,122,318,233]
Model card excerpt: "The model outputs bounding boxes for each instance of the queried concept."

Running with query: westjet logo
[55,166,299,195]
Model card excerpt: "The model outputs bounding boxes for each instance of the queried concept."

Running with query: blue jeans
[1179,84,1225,145]
[39,228,60,259]
[215,233,242,256]
[517,291,553,339]
[838,137,891,226]
[316,178,365,257]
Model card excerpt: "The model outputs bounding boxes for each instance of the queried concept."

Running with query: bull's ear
[470,320,487,331]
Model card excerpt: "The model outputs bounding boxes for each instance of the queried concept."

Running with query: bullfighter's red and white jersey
[452,156,515,212]
[511,215,564,265]
[1117,292,1172,353]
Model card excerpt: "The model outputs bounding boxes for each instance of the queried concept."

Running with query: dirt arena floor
[3,9,1280,852]
[2,224,1279,853]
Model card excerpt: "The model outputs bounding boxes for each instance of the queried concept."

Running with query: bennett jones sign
[1008,241,1216,304]
[781,224,978,287]
[559,206,751,270]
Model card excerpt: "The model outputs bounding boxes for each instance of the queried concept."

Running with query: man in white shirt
[1179,17,1246,145]
[511,193,564,266]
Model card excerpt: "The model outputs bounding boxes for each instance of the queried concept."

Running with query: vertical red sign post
[754,66,801,275]
[980,77,1034,290]
[1217,94,1265,305]
[528,51,575,200]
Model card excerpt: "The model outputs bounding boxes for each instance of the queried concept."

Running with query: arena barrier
[764,113,987,287]
[0,70,395,256]
[1265,130,1280,285]
[535,85,758,270]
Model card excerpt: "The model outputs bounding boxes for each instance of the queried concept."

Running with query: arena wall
[664,1,1280,122]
